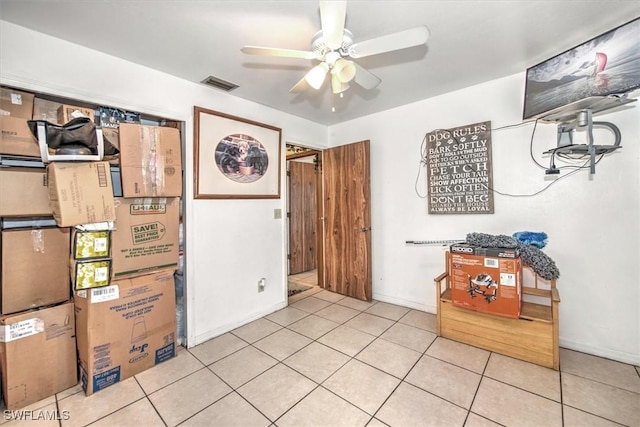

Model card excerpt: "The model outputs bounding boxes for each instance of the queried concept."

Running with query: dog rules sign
[426,120,494,214]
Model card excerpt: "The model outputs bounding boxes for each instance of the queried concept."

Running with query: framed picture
[194,106,282,199]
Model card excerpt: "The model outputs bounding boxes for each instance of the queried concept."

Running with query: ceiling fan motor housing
[311,29,354,58]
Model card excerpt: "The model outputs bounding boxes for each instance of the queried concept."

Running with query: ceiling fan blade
[352,62,381,90]
[348,25,430,58]
[320,0,347,50]
[241,46,317,59]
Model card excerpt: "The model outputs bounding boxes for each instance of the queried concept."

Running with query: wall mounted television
[523,17,640,121]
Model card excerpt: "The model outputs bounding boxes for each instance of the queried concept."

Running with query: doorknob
[361,227,371,232]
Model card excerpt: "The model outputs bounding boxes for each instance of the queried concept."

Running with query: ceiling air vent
[201,75,239,92]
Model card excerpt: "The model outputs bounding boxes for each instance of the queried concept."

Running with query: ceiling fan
[241,0,430,94]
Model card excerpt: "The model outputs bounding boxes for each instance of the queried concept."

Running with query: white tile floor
[4,285,639,426]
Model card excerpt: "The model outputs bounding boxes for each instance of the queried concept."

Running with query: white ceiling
[1,1,638,125]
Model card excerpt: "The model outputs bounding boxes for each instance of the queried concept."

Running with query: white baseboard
[559,337,640,366]
[187,300,287,348]
[372,292,436,315]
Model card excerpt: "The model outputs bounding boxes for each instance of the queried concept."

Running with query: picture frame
[194,106,282,199]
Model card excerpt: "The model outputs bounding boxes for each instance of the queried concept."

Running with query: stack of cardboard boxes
[0,87,183,408]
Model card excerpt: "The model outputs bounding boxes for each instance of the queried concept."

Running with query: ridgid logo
[131,222,166,245]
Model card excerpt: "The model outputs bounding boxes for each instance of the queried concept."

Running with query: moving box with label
[112,197,179,277]
[1,227,70,314]
[74,269,176,395]
[118,124,182,197]
[47,161,116,227]
[0,301,77,410]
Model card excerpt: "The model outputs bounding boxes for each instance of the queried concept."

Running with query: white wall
[0,21,328,346]
[329,73,640,365]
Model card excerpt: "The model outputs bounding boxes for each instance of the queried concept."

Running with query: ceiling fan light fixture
[333,58,356,83]
[331,73,350,94]
[305,62,330,90]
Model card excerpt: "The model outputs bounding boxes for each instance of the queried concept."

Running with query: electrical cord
[414,133,429,198]
[416,119,599,199]
[483,159,591,197]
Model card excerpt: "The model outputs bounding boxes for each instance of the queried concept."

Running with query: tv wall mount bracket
[541,95,635,174]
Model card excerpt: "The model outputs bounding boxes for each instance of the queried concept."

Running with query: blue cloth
[512,231,548,249]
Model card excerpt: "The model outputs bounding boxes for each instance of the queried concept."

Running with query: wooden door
[289,161,317,274]
[323,140,372,301]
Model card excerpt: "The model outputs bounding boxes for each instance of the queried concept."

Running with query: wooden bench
[435,251,560,370]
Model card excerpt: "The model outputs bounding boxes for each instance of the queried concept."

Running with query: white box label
[91,285,119,303]
[500,273,516,286]
[0,318,45,342]
[10,93,22,105]
[94,266,109,282]
[484,258,499,268]
[94,237,108,252]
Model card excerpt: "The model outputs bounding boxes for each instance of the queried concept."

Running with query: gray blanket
[466,232,560,280]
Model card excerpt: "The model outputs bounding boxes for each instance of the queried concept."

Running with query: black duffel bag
[27,117,119,156]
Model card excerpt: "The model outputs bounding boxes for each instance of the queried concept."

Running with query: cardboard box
[119,123,182,197]
[74,269,176,395]
[0,115,40,157]
[72,229,111,259]
[0,88,38,157]
[33,97,62,123]
[1,228,71,314]
[112,197,180,277]
[0,301,77,410]
[47,161,116,227]
[71,258,112,290]
[449,243,522,318]
[57,103,95,124]
[0,167,52,217]
[0,88,34,119]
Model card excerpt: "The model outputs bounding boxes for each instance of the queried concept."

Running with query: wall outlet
[274,209,282,219]
[258,278,266,292]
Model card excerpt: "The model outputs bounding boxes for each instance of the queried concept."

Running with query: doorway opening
[286,144,323,299]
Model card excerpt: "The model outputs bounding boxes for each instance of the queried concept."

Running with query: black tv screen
[523,17,640,120]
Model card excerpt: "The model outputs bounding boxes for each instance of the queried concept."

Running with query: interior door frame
[286,149,324,289]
